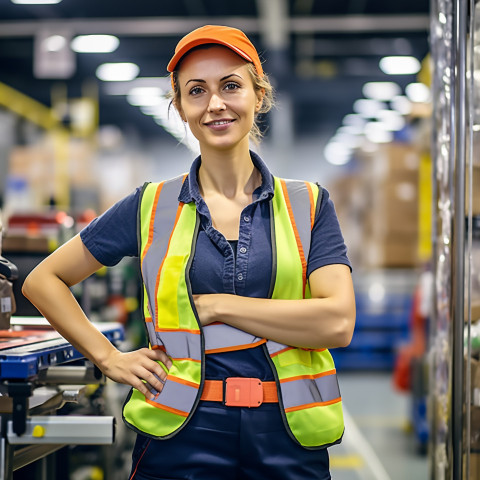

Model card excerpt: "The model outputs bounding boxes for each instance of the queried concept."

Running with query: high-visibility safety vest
[122,174,344,449]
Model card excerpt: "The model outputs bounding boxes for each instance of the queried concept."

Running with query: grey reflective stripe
[266,340,289,355]
[150,377,198,414]
[146,321,160,347]
[203,324,263,352]
[280,373,341,410]
[283,179,314,258]
[155,331,201,361]
[142,175,185,326]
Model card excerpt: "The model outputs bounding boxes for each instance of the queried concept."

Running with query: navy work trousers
[129,401,331,480]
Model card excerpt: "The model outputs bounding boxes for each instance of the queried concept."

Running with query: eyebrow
[185,73,242,87]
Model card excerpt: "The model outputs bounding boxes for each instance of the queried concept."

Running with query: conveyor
[0,317,124,480]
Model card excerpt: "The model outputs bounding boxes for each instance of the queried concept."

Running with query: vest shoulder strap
[279,178,321,258]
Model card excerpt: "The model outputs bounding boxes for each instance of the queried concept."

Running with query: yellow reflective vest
[122,174,344,449]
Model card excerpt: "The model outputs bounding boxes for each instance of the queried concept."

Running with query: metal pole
[451,0,467,478]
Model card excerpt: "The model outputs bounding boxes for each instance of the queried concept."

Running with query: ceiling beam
[0,15,429,38]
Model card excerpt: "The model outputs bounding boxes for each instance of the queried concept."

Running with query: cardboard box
[365,179,419,236]
[359,142,420,181]
[365,236,420,268]
[464,453,480,479]
[467,165,480,216]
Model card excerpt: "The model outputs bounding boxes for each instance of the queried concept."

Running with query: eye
[189,86,204,96]
[224,82,240,91]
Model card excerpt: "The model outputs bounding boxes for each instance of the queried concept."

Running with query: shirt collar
[178,150,275,205]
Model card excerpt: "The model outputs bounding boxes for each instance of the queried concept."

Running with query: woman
[23,25,355,480]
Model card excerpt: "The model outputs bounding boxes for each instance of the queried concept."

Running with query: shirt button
[237,273,244,281]
[239,247,247,254]
[243,216,250,222]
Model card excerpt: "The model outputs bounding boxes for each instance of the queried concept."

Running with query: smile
[205,119,235,126]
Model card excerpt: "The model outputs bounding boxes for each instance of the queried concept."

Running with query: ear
[255,88,265,113]
[174,101,187,123]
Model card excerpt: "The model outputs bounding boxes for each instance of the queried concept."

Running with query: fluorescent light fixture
[127,95,162,107]
[343,113,365,128]
[377,109,406,131]
[128,87,163,98]
[333,132,362,149]
[324,142,352,166]
[11,0,62,3]
[103,77,171,95]
[364,122,393,143]
[71,35,119,53]
[391,95,412,115]
[362,82,401,101]
[353,99,386,118]
[379,56,421,75]
[337,125,363,136]
[405,82,431,103]
[96,63,139,82]
[127,87,164,107]
[43,34,67,52]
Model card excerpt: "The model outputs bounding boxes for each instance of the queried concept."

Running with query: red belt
[200,377,278,407]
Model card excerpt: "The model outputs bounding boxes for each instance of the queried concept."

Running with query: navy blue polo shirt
[81,151,351,381]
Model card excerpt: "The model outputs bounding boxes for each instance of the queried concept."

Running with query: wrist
[93,344,120,373]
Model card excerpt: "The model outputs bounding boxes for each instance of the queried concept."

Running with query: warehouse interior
[0,0,477,479]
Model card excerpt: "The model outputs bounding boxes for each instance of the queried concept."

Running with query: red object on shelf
[393,287,427,392]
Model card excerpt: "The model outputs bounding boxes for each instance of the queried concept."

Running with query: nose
[207,93,226,112]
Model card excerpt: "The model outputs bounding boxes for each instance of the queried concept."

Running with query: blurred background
[0,1,468,480]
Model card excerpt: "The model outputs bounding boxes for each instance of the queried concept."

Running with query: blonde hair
[168,47,275,145]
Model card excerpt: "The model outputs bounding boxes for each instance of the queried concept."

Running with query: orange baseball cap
[167,25,264,77]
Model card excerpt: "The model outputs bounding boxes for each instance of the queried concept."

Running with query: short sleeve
[80,187,141,266]
[306,187,352,277]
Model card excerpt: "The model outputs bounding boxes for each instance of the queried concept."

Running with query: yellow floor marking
[330,454,365,469]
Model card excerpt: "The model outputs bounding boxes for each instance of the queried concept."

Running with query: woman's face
[175,46,263,153]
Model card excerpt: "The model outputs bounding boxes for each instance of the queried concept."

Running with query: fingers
[136,348,172,398]
[144,347,173,370]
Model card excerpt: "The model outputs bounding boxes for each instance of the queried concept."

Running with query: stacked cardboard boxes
[359,142,421,268]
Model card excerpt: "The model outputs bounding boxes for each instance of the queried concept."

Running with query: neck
[198,144,261,198]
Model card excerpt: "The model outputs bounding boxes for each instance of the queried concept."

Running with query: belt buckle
[225,377,263,407]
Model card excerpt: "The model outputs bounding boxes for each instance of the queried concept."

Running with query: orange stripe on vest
[279,369,337,384]
[284,397,342,413]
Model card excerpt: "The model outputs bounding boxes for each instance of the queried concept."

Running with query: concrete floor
[329,372,429,480]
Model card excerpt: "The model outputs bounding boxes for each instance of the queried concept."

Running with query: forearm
[198,294,354,349]
[22,270,118,370]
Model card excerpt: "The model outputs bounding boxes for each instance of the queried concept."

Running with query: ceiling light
[127,87,164,107]
[353,99,386,118]
[391,95,412,115]
[333,132,362,149]
[43,34,67,52]
[11,0,62,3]
[324,142,352,166]
[103,77,171,95]
[343,114,365,128]
[128,87,163,98]
[376,109,406,131]
[362,82,401,101]
[71,35,119,53]
[96,63,139,82]
[405,82,431,103]
[364,122,393,143]
[127,95,162,107]
[337,125,363,136]
[379,56,421,75]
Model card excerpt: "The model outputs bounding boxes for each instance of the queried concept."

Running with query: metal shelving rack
[429,0,477,478]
